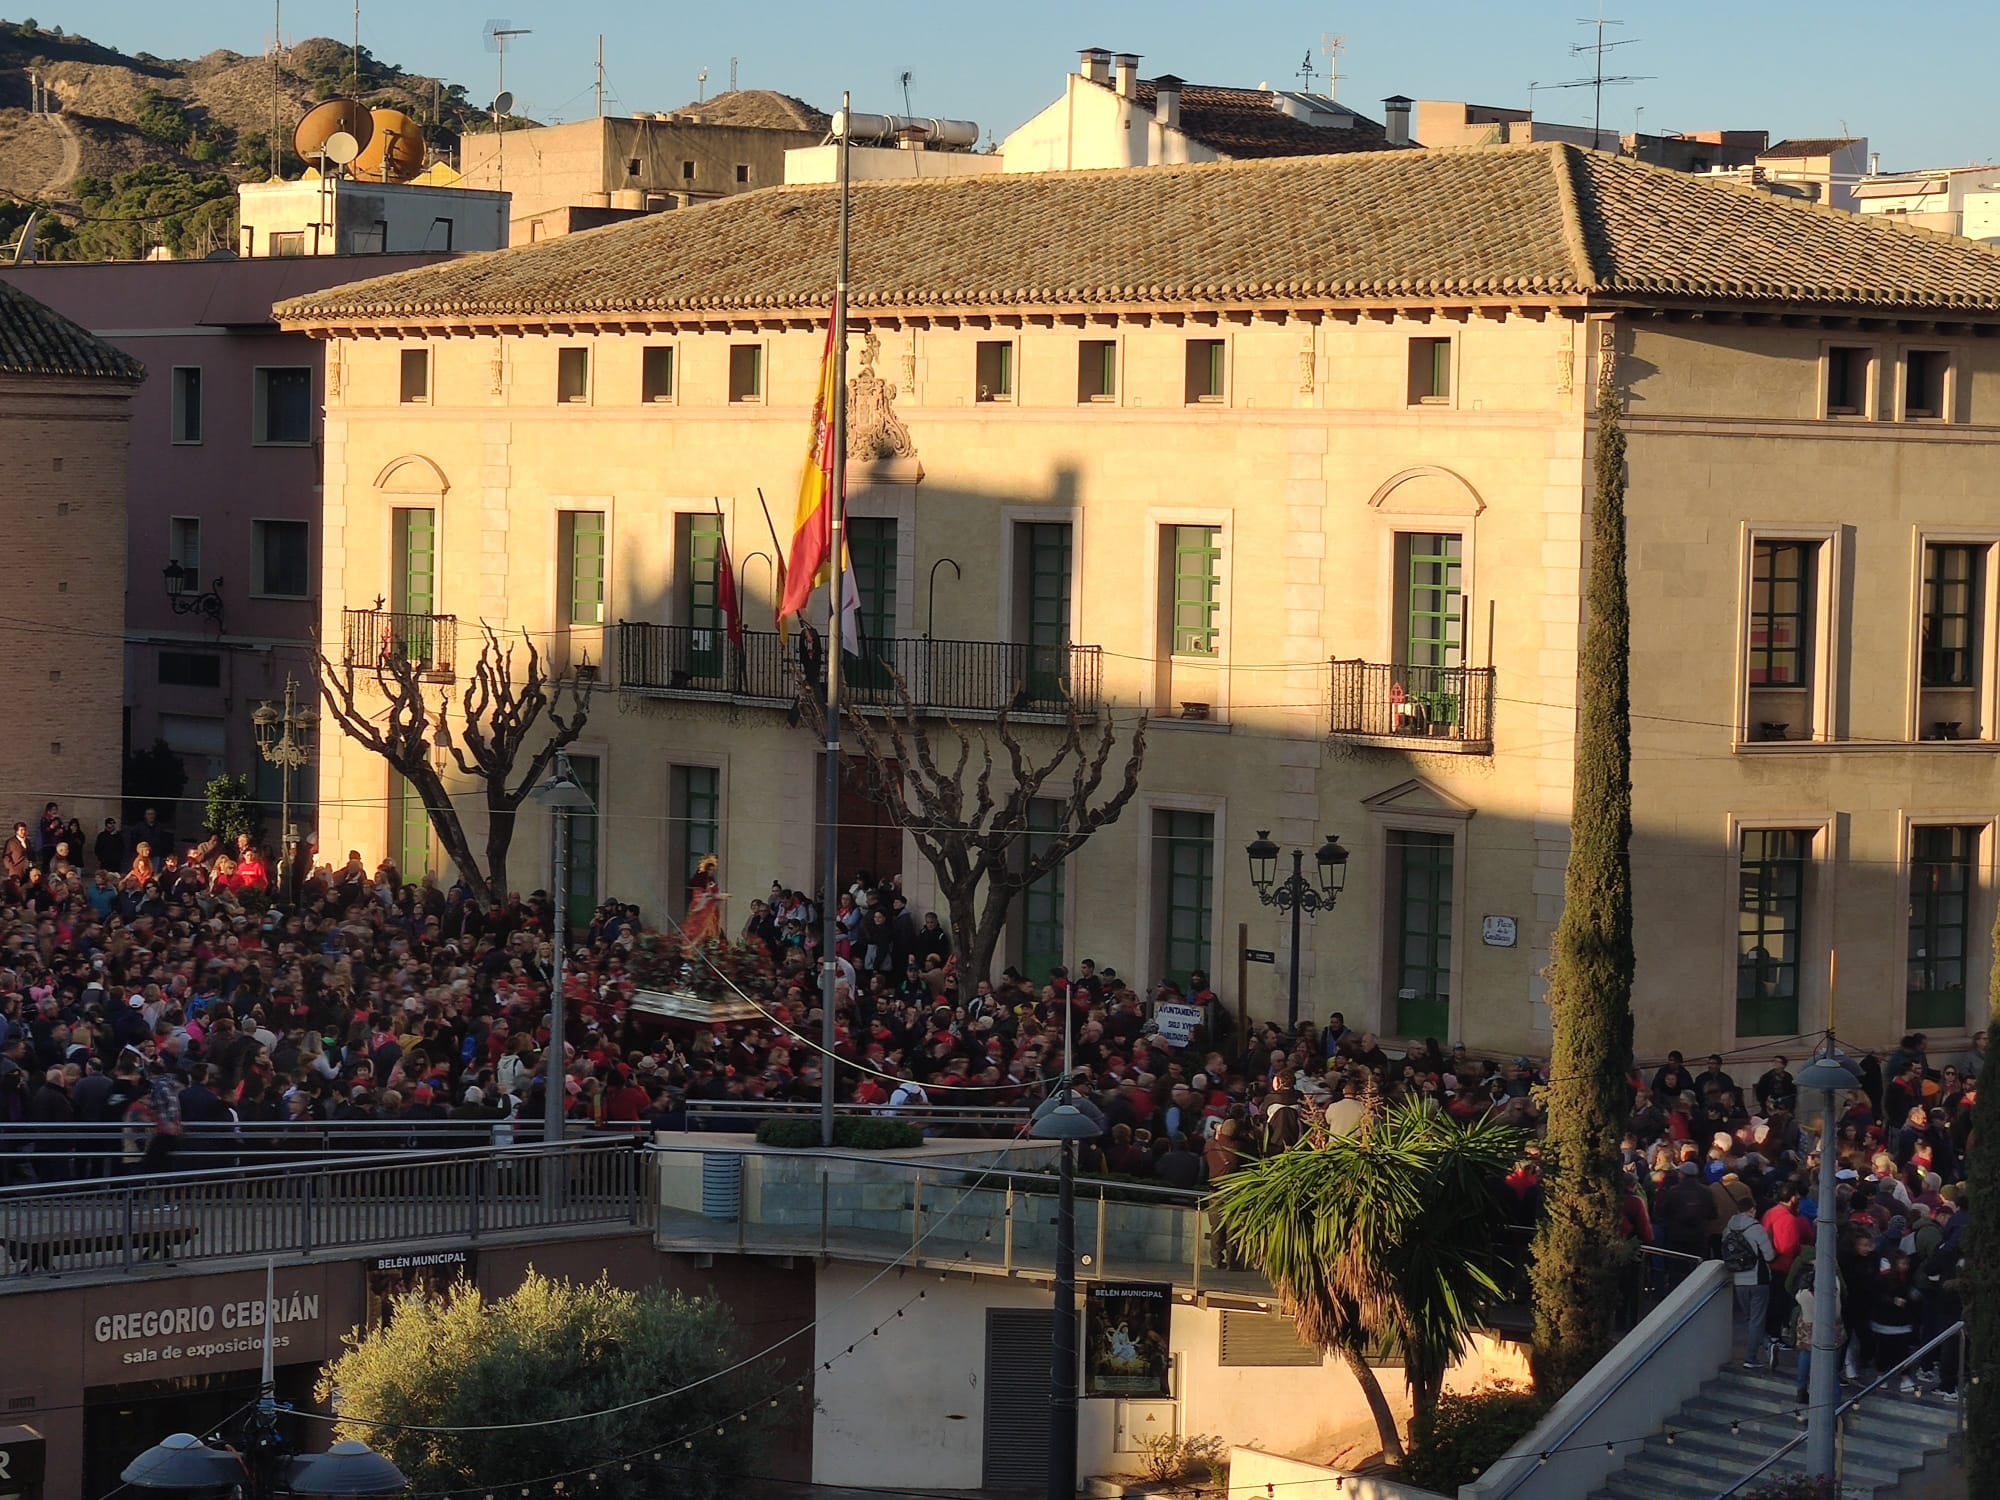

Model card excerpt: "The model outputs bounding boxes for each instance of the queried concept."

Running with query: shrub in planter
[1401,1384,1548,1493]
[753,1117,925,1150]
[1139,1432,1228,1489]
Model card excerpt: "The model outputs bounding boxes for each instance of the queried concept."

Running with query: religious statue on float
[682,852,726,945]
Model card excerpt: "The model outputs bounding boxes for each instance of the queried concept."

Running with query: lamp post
[252,675,317,904]
[530,755,596,1165]
[1030,1080,1107,1500]
[1244,831,1349,1029]
[1797,1042,1861,1482]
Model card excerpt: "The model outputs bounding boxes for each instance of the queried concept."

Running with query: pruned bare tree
[319,624,592,905]
[801,669,1146,987]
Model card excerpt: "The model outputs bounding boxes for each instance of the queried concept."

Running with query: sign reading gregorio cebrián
[82,1266,336,1383]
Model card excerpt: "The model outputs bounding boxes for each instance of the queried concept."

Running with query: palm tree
[1208,1097,1527,1464]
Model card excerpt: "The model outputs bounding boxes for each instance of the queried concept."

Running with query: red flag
[716,525,743,646]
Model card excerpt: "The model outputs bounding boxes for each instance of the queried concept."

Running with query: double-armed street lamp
[252,675,317,903]
[1244,830,1349,1030]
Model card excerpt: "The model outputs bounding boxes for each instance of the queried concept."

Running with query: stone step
[1640,1428,1903,1491]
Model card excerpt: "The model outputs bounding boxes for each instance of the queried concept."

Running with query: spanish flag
[779,321,841,628]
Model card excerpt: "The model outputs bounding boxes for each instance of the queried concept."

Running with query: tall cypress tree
[1965,973,2000,1498]
[1529,356,1638,1396]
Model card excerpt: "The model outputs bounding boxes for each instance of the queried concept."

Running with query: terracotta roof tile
[0,277,144,381]
[1131,80,1395,160]
[278,142,2000,326]
[1760,138,1863,159]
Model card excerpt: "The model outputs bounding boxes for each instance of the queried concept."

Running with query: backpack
[1721,1225,1762,1273]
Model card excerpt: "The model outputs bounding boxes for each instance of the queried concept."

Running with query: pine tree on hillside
[1529,354,1638,1396]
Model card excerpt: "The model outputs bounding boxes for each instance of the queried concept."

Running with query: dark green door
[685,515,725,679]
[390,771,429,881]
[1023,522,1072,704]
[1393,831,1452,1038]
[1020,798,1066,984]
[847,517,896,691]
[562,754,601,932]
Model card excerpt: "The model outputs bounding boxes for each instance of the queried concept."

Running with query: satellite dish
[323,130,360,167]
[492,90,515,116]
[294,99,375,164]
[353,108,427,182]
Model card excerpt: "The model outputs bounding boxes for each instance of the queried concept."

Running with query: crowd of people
[0,817,1982,1404]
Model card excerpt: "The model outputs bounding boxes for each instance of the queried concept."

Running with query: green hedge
[755,1117,925,1150]
[1402,1385,1549,1493]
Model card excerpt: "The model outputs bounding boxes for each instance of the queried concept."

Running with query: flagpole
[819,90,852,1149]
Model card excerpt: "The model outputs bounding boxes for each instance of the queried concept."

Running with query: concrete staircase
[1588,1364,1962,1500]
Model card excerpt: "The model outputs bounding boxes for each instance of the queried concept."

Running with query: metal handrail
[1710,1319,1967,1499]
[645,1142,1210,1206]
[678,1099,1031,1130]
[1479,1262,1732,1500]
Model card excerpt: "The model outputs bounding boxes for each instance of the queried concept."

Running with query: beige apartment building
[281,142,2000,1058]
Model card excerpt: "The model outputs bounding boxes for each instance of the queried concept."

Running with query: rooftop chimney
[1078,48,1111,86]
[1869,150,1881,175]
[1154,74,1184,130]
[1382,95,1413,148]
[1114,53,1140,98]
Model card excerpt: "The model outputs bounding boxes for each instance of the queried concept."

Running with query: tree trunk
[483,801,520,902]
[1340,1345,1406,1464]
[1530,360,1638,1396]
[962,892,1014,994]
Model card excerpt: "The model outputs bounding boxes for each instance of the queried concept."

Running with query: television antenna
[1320,32,1346,100]
[697,65,708,102]
[1538,11,1652,143]
[483,20,530,194]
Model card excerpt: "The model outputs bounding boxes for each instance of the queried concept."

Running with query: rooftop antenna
[270,0,281,178]
[730,56,738,91]
[484,20,530,192]
[1319,32,1346,101]
[351,0,360,98]
[595,34,603,120]
[1296,48,1315,91]
[697,65,708,102]
[1566,10,1652,143]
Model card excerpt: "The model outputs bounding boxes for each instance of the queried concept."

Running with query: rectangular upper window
[1905,349,1948,420]
[975,340,1014,403]
[642,346,676,403]
[1167,524,1221,658]
[1077,339,1116,403]
[253,367,312,445]
[728,344,763,403]
[561,511,608,626]
[171,367,202,444]
[251,519,310,598]
[399,348,430,404]
[1738,828,1810,1036]
[734,163,751,184]
[557,347,591,404]
[681,159,697,181]
[1184,338,1225,403]
[157,649,222,688]
[1409,337,1452,404]
[1908,824,1976,1032]
[1825,345,1872,416]
[1921,543,1981,690]
[169,516,201,576]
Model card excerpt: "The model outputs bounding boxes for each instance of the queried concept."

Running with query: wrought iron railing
[616,623,1102,716]
[1328,659,1495,747]
[343,606,457,677]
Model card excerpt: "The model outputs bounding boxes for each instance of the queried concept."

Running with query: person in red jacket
[1762,1180,1806,1340]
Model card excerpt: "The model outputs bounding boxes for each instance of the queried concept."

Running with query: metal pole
[818,89,852,1149]
[1806,1077,1840,1477]
[1287,848,1304,1030]
[547,809,569,1161]
[279,675,294,906]
[1049,1134,1079,1500]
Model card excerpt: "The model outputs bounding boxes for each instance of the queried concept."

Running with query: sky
[32,0,2000,170]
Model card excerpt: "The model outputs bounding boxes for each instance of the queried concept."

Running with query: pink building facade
[0,254,450,839]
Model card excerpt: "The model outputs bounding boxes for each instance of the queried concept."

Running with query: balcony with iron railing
[616,622,1103,718]
[342,604,458,679]
[1328,659,1495,752]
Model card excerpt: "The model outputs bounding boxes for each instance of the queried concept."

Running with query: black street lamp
[1030,1081,1106,1500]
[163,559,225,627]
[1245,830,1349,1029]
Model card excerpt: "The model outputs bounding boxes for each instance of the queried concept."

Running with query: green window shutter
[678,765,720,883]
[394,509,435,618]
[1171,525,1220,658]
[848,517,897,648]
[1391,831,1452,1037]
[1160,809,1214,986]
[390,772,429,880]
[1737,829,1807,1036]
[1908,825,1974,1030]
[1401,533,1464,670]
[1024,522,1074,700]
[686,515,724,674]
[561,754,601,930]
[566,511,606,626]
[1020,798,1066,984]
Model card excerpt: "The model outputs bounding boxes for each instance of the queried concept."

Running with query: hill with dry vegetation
[0,18,514,258]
